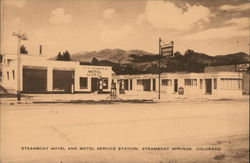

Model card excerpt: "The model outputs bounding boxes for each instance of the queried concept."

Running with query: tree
[56,51,71,61]
[56,52,63,60]
[184,49,194,56]
[92,57,98,64]
[174,51,182,57]
[20,45,28,54]
[63,50,71,61]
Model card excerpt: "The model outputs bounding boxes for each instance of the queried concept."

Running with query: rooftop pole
[12,31,28,101]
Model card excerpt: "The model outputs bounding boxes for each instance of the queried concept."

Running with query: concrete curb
[1,96,248,105]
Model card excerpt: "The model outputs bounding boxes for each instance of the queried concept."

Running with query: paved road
[0,100,249,163]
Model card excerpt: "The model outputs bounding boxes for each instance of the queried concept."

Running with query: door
[174,79,178,92]
[205,79,212,94]
[143,79,151,91]
[153,79,156,91]
[91,78,98,92]
[130,79,133,90]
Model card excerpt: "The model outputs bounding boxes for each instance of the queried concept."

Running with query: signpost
[158,38,174,99]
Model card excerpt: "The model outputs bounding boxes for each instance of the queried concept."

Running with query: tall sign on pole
[158,38,161,100]
[158,38,174,99]
[161,41,174,56]
[12,32,28,101]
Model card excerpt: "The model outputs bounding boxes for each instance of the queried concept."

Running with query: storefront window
[80,77,88,89]
[102,78,108,89]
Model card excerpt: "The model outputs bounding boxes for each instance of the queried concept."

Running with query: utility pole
[158,38,161,99]
[12,32,28,101]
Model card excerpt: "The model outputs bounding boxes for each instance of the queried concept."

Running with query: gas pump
[106,80,122,100]
[98,77,103,94]
[119,80,125,94]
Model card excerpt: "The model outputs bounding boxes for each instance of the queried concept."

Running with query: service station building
[1,54,112,93]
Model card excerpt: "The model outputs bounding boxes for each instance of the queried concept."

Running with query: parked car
[178,87,184,95]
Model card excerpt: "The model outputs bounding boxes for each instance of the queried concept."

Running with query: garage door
[23,68,47,93]
[53,70,74,93]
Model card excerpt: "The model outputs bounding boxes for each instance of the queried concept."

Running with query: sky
[1,0,249,57]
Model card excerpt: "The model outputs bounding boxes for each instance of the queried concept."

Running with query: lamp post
[12,32,28,101]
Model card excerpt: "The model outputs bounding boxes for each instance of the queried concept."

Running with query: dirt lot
[0,99,249,163]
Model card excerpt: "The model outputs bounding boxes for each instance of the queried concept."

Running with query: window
[79,77,88,89]
[137,79,143,85]
[221,78,242,90]
[102,78,108,89]
[162,79,172,86]
[200,79,203,89]
[7,71,9,80]
[213,78,217,89]
[184,79,197,86]
[12,70,15,80]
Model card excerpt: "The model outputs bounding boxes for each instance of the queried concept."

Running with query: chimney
[39,45,42,55]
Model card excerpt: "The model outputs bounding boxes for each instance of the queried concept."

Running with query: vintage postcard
[0,0,249,163]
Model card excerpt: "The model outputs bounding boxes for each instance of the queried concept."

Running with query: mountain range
[51,48,250,74]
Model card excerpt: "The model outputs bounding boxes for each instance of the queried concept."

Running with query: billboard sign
[160,41,174,57]
[161,45,173,56]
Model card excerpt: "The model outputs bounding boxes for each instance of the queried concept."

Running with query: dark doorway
[53,70,74,93]
[205,79,212,94]
[130,79,133,90]
[143,79,151,91]
[153,79,156,91]
[23,68,47,93]
[174,79,178,92]
[91,78,99,92]
[124,79,129,90]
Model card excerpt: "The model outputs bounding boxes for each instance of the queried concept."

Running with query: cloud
[100,24,133,43]
[103,8,115,19]
[5,0,26,8]
[219,3,250,11]
[137,1,212,31]
[2,17,23,41]
[226,17,249,29]
[9,17,22,27]
[182,17,249,40]
[1,17,25,54]
[49,8,72,24]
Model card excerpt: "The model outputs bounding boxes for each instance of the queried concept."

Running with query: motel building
[1,54,112,94]
[112,72,243,98]
[0,53,244,98]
